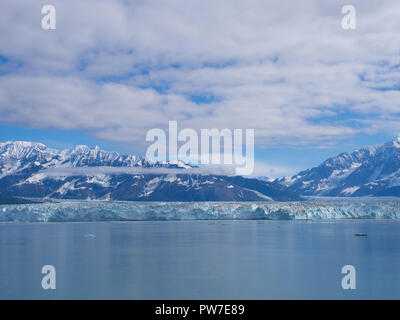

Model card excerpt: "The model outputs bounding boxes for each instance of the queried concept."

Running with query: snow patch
[341,186,360,195]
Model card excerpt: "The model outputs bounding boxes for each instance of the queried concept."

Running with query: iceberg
[0,199,400,222]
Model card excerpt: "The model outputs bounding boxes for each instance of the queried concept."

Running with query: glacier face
[0,200,399,222]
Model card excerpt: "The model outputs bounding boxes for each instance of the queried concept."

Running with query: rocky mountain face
[0,141,302,202]
[279,137,400,197]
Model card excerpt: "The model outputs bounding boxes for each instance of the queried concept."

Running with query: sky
[1,0,400,177]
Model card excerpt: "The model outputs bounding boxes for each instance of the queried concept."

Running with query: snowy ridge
[0,141,188,178]
[279,136,400,197]
[0,141,301,202]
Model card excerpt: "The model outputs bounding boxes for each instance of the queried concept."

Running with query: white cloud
[40,165,236,177]
[0,0,400,148]
[251,161,300,178]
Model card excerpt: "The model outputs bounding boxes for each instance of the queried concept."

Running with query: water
[0,220,399,299]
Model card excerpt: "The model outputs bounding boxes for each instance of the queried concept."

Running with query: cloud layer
[1,0,400,150]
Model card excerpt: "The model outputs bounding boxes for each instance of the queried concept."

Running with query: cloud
[39,162,296,178]
[251,161,300,178]
[40,165,236,177]
[1,0,400,149]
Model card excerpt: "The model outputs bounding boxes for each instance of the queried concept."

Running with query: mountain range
[1,137,400,203]
[279,136,400,197]
[0,141,301,202]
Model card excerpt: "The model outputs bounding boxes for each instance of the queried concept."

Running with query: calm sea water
[0,220,399,299]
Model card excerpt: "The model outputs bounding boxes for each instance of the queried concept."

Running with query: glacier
[0,199,400,222]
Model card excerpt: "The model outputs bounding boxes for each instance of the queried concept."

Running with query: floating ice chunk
[84,234,96,238]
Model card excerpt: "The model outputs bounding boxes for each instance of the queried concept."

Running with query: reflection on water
[0,220,399,299]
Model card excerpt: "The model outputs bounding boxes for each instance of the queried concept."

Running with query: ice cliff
[1,200,399,222]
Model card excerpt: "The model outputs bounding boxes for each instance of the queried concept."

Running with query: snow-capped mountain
[279,137,400,197]
[0,141,188,177]
[0,141,301,202]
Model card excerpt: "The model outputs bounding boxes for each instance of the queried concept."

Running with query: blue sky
[1,0,400,177]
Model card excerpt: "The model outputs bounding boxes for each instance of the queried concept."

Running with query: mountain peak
[281,136,400,197]
[0,141,47,148]
[392,136,400,149]
[71,144,91,152]
[70,144,107,154]
[0,140,187,172]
